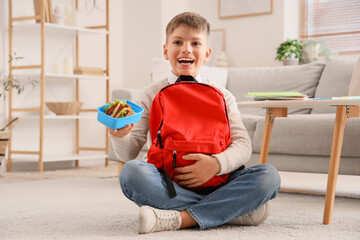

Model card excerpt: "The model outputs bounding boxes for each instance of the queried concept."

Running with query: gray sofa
[109,57,360,176]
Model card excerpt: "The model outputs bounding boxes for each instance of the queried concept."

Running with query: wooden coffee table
[237,98,360,225]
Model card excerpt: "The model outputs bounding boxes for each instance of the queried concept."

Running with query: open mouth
[177,58,194,65]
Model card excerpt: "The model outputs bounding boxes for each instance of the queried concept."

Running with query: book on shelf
[73,67,105,76]
[33,0,53,23]
[245,92,308,101]
[48,0,53,23]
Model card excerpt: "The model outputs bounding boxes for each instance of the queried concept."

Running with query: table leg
[323,106,359,224]
[259,108,287,164]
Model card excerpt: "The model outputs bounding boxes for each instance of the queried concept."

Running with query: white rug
[0,165,360,240]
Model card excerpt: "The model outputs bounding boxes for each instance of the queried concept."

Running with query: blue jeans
[120,160,281,229]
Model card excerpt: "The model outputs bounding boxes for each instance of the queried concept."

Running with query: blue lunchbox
[97,100,144,129]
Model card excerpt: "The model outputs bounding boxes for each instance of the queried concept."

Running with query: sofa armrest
[111,88,141,101]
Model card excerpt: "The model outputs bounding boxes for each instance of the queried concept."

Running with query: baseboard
[2,160,75,172]
[279,171,360,198]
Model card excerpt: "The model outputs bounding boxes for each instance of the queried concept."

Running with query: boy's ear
[203,47,212,63]
[163,44,169,60]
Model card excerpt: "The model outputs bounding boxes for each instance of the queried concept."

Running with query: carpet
[0,164,360,240]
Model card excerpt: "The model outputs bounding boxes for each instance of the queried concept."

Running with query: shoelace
[153,210,180,231]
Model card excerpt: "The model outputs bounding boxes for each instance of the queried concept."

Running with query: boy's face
[163,25,211,77]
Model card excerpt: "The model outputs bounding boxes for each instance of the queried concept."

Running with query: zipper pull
[155,130,163,148]
[173,150,177,168]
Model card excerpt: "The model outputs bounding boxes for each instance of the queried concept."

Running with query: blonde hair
[165,12,210,43]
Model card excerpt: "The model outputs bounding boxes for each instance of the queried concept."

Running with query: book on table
[245,92,308,101]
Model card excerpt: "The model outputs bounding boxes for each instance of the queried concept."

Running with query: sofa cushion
[252,114,360,157]
[311,57,359,114]
[227,62,325,115]
[240,114,263,141]
[112,88,141,101]
[151,58,228,88]
[246,153,360,175]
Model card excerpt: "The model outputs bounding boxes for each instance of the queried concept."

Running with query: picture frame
[218,0,273,19]
[206,29,225,66]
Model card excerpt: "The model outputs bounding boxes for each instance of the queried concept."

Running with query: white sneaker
[138,206,182,234]
[227,202,270,226]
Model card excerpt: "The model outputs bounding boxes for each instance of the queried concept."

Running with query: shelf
[11,153,108,163]
[14,73,108,80]
[12,23,108,36]
[17,115,97,120]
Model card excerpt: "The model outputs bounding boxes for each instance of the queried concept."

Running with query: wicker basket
[45,102,83,115]
[0,130,10,162]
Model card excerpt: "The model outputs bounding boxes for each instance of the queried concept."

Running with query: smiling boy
[163,18,211,77]
[109,12,281,234]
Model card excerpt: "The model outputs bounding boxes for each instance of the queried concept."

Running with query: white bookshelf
[12,22,108,36]
[8,0,110,172]
[13,73,108,80]
[16,115,96,120]
[11,153,108,163]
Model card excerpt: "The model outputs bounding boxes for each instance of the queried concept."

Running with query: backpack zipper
[173,150,177,168]
[155,120,163,148]
[155,130,163,148]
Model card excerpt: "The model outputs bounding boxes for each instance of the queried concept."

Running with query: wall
[120,0,300,89]
[121,0,163,89]
[121,0,189,89]
[189,0,286,68]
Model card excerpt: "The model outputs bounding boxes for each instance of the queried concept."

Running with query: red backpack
[147,79,231,198]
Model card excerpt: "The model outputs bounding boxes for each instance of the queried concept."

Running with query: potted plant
[275,39,302,66]
[300,39,332,64]
[0,117,18,171]
[1,54,35,171]
[0,54,36,99]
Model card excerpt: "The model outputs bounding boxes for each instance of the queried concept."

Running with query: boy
[109,12,281,234]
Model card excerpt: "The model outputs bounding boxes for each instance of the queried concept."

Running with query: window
[300,0,360,55]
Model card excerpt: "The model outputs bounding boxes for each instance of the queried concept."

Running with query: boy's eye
[192,42,201,46]
[173,41,181,45]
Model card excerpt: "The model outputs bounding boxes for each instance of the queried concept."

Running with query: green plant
[300,39,333,64]
[0,53,37,99]
[275,39,302,61]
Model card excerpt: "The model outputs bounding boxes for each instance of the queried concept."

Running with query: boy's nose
[182,42,192,53]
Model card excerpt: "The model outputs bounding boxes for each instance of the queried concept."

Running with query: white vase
[282,58,299,66]
[64,57,73,74]
[54,6,66,25]
[73,9,85,28]
[65,7,73,26]
[215,51,230,68]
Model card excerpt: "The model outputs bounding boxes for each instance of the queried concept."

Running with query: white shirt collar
[167,72,203,84]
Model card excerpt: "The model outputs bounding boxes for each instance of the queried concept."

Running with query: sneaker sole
[252,202,270,226]
[138,206,155,234]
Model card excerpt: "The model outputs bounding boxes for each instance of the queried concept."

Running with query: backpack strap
[157,168,177,199]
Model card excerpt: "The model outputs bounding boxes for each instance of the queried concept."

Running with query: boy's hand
[107,124,135,138]
[174,153,221,188]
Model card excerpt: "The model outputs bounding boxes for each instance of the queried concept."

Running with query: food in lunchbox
[103,100,135,118]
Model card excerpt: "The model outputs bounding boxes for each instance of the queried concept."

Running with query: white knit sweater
[110,79,252,175]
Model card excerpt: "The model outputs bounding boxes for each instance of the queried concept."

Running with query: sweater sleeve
[109,80,167,162]
[212,88,252,175]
